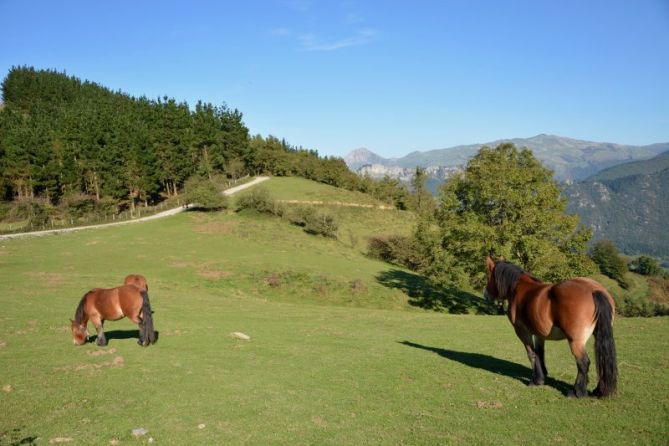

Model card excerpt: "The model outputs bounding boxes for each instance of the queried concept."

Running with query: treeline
[0,66,408,221]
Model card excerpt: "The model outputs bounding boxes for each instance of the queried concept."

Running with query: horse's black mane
[74,293,88,324]
[493,261,539,299]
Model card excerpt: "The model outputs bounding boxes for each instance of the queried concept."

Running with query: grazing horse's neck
[74,294,89,325]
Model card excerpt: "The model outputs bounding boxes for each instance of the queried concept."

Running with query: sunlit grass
[0,178,667,445]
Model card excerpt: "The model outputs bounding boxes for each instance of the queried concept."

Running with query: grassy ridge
[0,178,667,444]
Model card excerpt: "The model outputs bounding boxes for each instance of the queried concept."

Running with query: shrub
[286,206,338,238]
[367,235,421,270]
[60,193,96,218]
[591,239,628,288]
[303,211,338,238]
[185,177,228,211]
[10,198,54,226]
[629,256,662,277]
[236,187,278,215]
[288,206,316,227]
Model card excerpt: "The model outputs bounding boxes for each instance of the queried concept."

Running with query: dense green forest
[0,67,408,224]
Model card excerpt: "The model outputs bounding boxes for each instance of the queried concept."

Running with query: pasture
[0,178,667,445]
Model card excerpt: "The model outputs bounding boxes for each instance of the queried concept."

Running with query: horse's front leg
[535,337,548,378]
[514,326,545,386]
[91,316,107,346]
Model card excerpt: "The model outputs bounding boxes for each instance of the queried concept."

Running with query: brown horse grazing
[484,256,618,398]
[123,274,148,291]
[70,284,156,347]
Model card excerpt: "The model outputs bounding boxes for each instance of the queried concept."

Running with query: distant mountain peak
[343,135,669,182]
[343,147,387,170]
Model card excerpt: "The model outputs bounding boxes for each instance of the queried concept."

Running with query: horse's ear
[486,256,495,271]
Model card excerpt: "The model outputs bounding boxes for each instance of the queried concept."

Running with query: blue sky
[1,0,668,158]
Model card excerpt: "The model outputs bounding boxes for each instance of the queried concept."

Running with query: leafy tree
[184,176,227,210]
[591,239,628,287]
[429,143,595,287]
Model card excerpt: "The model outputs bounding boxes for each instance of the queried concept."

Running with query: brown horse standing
[124,274,148,291]
[70,284,156,347]
[484,256,617,398]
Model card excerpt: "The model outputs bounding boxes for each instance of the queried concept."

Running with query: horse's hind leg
[568,339,590,398]
[126,312,145,346]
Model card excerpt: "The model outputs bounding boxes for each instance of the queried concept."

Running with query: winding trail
[0,176,270,241]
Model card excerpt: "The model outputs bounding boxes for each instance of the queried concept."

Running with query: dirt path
[277,199,394,210]
[0,176,270,241]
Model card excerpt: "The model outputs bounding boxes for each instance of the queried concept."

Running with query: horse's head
[483,255,504,302]
[70,319,88,345]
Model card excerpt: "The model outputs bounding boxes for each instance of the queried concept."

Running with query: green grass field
[1,178,667,445]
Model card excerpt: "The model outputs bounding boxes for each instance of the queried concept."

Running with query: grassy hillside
[1,178,668,444]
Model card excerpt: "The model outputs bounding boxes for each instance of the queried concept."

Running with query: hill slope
[565,151,669,259]
[0,178,667,444]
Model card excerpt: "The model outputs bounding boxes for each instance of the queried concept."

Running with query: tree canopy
[415,143,595,287]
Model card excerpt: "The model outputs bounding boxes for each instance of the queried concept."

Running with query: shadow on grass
[1,428,38,446]
[376,269,500,314]
[400,341,572,396]
[91,330,160,344]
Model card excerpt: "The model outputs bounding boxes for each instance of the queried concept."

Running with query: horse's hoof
[528,381,544,387]
[567,389,586,399]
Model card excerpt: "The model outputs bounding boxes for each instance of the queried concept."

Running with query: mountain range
[564,151,669,260]
[344,134,669,185]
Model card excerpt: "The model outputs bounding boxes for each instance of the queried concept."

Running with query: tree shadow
[90,330,159,344]
[376,269,500,314]
[400,341,572,395]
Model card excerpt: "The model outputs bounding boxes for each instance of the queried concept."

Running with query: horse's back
[88,285,142,321]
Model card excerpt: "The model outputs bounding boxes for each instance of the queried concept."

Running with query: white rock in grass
[231,332,250,340]
[132,428,148,437]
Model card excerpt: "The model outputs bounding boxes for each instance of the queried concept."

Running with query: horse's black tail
[140,290,156,345]
[593,291,617,397]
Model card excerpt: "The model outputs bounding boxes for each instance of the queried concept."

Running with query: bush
[60,193,96,218]
[629,256,662,276]
[286,206,338,238]
[288,206,316,227]
[591,239,628,288]
[367,234,420,270]
[615,296,669,317]
[303,211,338,238]
[235,187,279,215]
[10,198,54,226]
[185,177,228,211]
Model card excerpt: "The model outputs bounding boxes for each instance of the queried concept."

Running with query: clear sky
[1,0,668,158]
